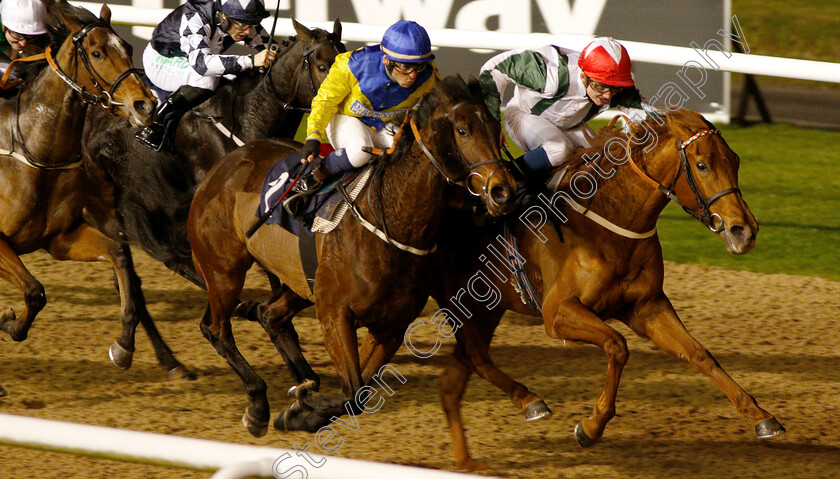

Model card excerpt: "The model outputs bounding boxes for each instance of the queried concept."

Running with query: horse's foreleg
[438,342,485,471]
[279,308,369,433]
[624,295,785,439]
[544,297,629,446]
[0,239,45,341]
[112,242,195,379]
[47,224,192,378]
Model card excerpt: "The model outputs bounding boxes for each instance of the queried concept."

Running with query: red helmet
[578,38,634,87]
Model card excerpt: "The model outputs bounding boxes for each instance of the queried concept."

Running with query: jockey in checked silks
[284,20,440,216]
[135,0,276,151]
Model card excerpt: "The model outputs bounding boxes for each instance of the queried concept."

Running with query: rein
[347,99,506,255]
[198,35,343,145]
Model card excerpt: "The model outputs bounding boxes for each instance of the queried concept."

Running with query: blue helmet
[380,20,434,64]
[220,0,269,25]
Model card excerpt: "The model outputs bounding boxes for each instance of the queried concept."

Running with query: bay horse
[425,109,785,469]
[187,76,517,436]
[0,2,156,371]
[78,19,344,373]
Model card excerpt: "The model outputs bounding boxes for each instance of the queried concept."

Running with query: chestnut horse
[0,3,156,373]
[77,19,344,374]
[187,76,517,436]
[426,109,785,469]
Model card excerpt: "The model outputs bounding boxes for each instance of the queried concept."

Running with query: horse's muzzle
[488,184,515,215]
[722,223,756,255]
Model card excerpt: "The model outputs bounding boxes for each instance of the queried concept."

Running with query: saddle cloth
[256,152,371,237]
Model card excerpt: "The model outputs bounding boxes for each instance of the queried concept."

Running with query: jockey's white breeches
[503,106,594,167]
[326,114,398,168]
[143,44,218,94]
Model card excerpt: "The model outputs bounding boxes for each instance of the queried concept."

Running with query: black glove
[299,139,321,161]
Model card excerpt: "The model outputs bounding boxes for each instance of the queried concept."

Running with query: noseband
[409,101,506,198]
[629,129,741,232]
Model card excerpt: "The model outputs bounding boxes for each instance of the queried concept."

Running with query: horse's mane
[563,109,717,176]
[42,0,99,44]
[219,29,339,98]
[380,75,480,168]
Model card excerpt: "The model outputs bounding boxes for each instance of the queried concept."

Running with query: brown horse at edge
[0,2,157,386]
[427,109,786,469]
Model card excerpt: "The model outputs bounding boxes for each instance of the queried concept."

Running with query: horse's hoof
[242,408,269,437]
[233,301,260,321]
[755,417,786,439]
[456,458,490,472]
[524,400,552,421]
[574,422,598,448]
[0,384,7,398]
[108,341,133,370]
[168,365,197,381]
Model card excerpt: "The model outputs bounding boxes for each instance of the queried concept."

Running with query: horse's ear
[332,18,342,41]
[100,4,112,25]
[58,10,84,33]
[292,17,315,43]
[466,76,482,99]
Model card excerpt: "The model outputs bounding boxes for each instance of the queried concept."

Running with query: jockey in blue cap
[135,0,276,151]
[285,20,439,215]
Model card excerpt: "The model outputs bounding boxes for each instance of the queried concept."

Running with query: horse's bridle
[7,22,141,170]
[266,35,344,112]
[409,101,507,198]
[628,129,741,233]
[48,21,142,110]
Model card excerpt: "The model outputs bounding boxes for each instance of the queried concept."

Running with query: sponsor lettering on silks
[349,100,406,122]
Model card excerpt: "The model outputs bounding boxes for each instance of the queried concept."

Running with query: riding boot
[284,149,355,218]
[135,85,212,151]
[512,147,553,209]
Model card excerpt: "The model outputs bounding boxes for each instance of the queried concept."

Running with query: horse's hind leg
[457,308,549,419]
[0,239,46,341]
[544,297,629,447]
[248,282,320,392]
[624,295,784,439]
[46,224,193,378]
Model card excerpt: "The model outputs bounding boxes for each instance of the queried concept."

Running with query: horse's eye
[317,65,327,73]
[696,161,708,171]
[456,128,467,137]
[92,51,102,59]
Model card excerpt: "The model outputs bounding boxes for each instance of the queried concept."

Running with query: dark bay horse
[426,109,785,469]
[0,2,155,366]
[78,19,344,373]
[187,76,517,436]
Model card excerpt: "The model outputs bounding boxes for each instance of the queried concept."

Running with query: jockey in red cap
[479,38,659,179]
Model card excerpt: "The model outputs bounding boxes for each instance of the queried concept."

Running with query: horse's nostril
[491,185,512,205]
[134,99,154,116]
[730,225,751,241]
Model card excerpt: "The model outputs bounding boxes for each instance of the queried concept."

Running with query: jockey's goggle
[4,27,38,42]
[389,61,428,75]
[584,76,621,94]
